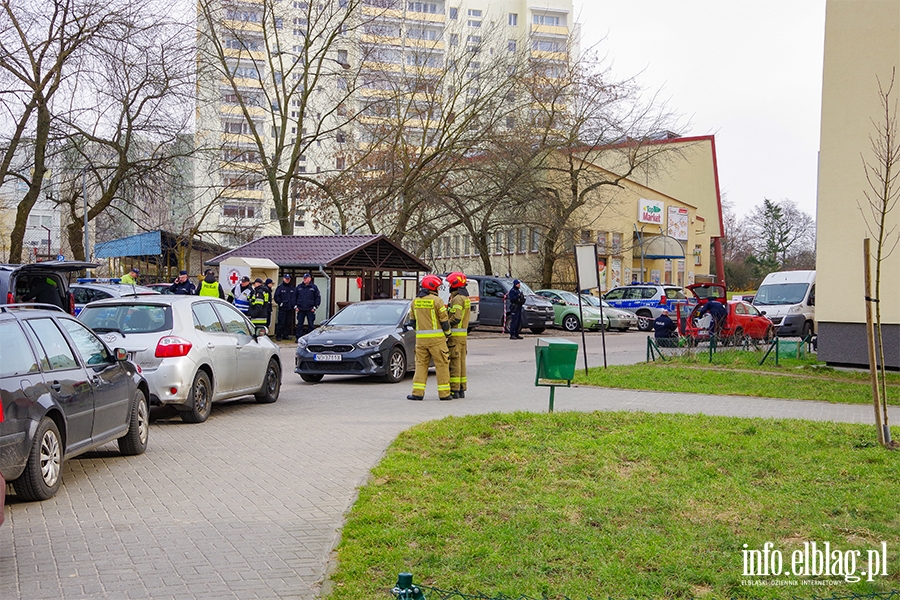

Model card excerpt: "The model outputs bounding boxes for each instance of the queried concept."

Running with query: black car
[0,304,150,501]
[465,275,555,334]
[295,299,415,383]
[0,261,99,315]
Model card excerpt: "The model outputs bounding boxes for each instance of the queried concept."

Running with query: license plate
[314,353,342,362]
[545,320,554,325]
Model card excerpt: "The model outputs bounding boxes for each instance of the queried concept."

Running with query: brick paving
[1,332,895,599]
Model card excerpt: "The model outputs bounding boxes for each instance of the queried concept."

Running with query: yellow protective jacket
[448,290,471,340]
[409,291,450,346]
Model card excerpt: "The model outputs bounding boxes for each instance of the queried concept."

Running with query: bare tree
[0,0,124,263]
[859,68,900,447]
[516,51,684,288]
[195,0,369,237]
[49,4,196,261]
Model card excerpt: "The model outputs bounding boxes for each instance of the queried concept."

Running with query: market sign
[638,199,664,224]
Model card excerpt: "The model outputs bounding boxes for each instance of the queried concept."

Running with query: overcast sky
[573,1,826,218]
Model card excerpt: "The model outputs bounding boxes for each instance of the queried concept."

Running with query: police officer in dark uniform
[263,278,274,328]
[506,279,526,340]
[653,308,678,347]
[273,274,295,341]
[169,270,196,295]
[294,273,321,341]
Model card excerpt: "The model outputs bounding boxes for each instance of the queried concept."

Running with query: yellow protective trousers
[448,337,467,392]
[411,338,451,399]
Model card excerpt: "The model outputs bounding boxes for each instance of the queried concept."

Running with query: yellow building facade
[817,0,900,368]
[428,135,723,291]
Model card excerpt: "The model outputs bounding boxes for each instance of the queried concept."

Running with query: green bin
[776,339,807,359]
[534,337,578,382]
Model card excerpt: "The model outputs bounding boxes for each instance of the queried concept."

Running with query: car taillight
[659,297,668,306]
[155,336,193,358]
[68,292,76,315]
[6,292,13,305]
[0,400,4,422]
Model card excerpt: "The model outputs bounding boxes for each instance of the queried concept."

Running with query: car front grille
[299,360,364,372]
[306,344,355,353]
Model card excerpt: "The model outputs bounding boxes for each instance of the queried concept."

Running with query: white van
[751,270,816,338]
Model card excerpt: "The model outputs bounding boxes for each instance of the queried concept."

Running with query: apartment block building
[194,0,576,247]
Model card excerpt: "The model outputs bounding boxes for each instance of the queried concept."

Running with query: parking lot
[1,329,886,599]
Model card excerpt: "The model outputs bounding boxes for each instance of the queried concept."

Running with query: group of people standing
[273,273,321,342]
[407,272,470,402]
[151,267,321,340]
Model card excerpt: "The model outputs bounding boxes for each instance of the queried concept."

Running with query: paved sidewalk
[1,335,893,599]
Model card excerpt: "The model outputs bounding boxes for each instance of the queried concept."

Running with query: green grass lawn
[327,412,900,600]
[572,352,900,405]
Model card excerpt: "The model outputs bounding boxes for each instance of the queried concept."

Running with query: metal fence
[392,573,900,600]
[646,335,816,365]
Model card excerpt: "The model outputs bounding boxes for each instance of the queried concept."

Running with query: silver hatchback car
[78,296,281,423]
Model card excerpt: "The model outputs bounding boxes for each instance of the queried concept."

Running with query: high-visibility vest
[199,281,219,297]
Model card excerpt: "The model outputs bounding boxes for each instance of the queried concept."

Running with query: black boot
[457,390,465,398]
[407,394,424,401]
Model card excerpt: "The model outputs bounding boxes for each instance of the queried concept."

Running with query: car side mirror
[115,348,129,361]
[808,296,815,306]
[760,310,767,316]
[494,291,504,298]
[254,325,269,339]
[403,320,414,330]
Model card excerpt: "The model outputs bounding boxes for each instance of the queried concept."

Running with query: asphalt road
[1,329,892,599]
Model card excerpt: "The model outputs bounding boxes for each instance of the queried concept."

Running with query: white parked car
[78,296,281,423]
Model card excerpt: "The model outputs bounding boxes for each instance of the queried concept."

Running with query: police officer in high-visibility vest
[446,271,471,399]
[197,269,226,298]
[407,274,452,401]
[247,278,268,328]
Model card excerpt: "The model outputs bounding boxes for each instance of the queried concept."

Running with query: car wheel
[255,358,281,403]
[13,417,63,501]
[300,373,324,383]
[801,321,813,340]
[118,390,149,456]
[763,326,775,343]
[562,314,581,332]
[180,371,212,424]
[529,327,545,334]
[636,311,653,332]
[731,328,744,347]
[382,347,407,383]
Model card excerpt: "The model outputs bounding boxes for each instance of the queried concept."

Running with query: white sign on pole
[574,244,599,291]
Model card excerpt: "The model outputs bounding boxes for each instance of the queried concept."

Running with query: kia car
[1,304,149,502]
[78,296,281,423]
[295,299,416,383]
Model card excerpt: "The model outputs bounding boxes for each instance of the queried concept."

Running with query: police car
[71,278,160,315]
[602,282,691,332]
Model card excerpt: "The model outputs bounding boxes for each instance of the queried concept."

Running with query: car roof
[78,294,207,307]
[71,283,160,295]
[0,261,100,273]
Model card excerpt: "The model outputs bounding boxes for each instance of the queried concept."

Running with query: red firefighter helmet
[446,271,467,289]
[420,274,442,291]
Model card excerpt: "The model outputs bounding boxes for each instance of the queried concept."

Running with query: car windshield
[327,302,406,326]
[580,295,601,307]
[753,283,809,306]
[557,291,581,304]
[79,303,173,333]
[518,281,536,295]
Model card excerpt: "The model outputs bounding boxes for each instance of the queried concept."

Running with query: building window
[694,244,702,266]
[337,49,348,64]
[596,231,608,254]
[449,33,458,47]
[507,229,515,253]
[507,39,516,52]
[462,234,470,256]
[611,232,622,255]
[508,13,517,26]
[533,14,561,26]
[335,156,346,170]
[449,7,457,19]
[494,233,502,254]
[531,228,540,252]
[518,228,526,252]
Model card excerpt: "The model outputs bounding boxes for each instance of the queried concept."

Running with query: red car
[683,283,774,344]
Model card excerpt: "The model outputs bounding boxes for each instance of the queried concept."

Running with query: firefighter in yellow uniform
[407,274,452,401]
[446,271,471,399]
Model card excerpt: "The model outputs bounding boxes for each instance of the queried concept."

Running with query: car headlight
[788,305,802,314]
[357,335,388,349]
[524,305,539,312]
[296,337,309,349]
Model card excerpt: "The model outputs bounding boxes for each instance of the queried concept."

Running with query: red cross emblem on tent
[228,269,241,285]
